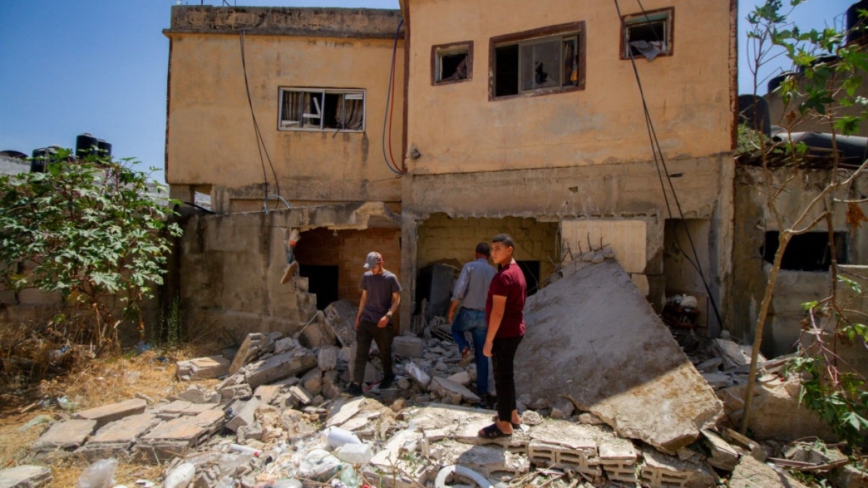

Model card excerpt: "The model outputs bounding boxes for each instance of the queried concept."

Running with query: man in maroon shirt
[479,234,527,438]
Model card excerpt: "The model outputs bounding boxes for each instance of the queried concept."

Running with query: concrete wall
[731,166,868,357]
[164,7,405,213]
[404,0,735,175]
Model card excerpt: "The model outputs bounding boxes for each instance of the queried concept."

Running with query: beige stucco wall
[405,0,734,175]
[166,25,405,210]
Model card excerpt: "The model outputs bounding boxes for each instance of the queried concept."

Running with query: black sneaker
[379,375,395,390]
[345,383,363,396]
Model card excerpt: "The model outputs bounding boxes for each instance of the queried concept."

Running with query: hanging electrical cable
[382,19,405,175]
[613,0,724,329]
[240,31,282,204]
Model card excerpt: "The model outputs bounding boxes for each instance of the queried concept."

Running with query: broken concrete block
[713,338,764,371]
[253,384,283,405]
[550,398,575,419]
[729,455,809,488]
[406,361,431,389]
[324,300,357,348]
[299,311,337,349]
[430,376,480,403]
[326,397,365,428]
[72,398,147,429]
[226,398,261,432]
[695,357,722,373]
[718,375,835,441]
[446,370,472,386]
[701,372,731,390]
[721,427,767,462]
[317,346,338,371]
[515,259,722,454]
[640,448,716,488]
[289,385,313,405]
[443,441,530,478]
[176,385,220,404]
[273,337,297,354]
[229,333,271,375]
[527,421,601,478]
[136,409,223,463]
[301,367,323,396]
[0,465,52,488]
[31,419,96,452]
[392,336,424,358]
[321,370,342,400]
[244,348,317,390]
[176,355,230,381]
[219,384,253,403]
[701,429,738,471]
[599,436,638,484]
[76,413,160,461]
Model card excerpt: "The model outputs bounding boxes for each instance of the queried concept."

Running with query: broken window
[621,8,673,61]
[762,231,848,271]
[432,42,472,84]
[278,88,365,132]
[490,22,585,99]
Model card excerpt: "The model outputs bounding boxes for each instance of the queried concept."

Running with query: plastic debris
[77,458,118,488]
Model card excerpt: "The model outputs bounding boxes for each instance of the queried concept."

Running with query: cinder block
[528,440,602,477]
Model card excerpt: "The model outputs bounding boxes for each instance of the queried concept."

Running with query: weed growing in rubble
[0,149,182,360]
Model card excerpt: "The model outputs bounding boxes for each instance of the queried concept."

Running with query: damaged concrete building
[163,0,737,339]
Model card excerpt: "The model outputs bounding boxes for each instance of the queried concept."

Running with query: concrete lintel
[165,6,404,40]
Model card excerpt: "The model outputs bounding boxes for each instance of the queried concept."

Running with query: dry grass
[0,340,225,486]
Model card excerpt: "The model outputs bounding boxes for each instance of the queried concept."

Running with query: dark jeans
[492,335,523,423]
[451,308,488,396]
[353,320,394,384]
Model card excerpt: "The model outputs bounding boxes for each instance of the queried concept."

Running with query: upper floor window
[432,41,473,85]
[278,88,365,132]
[621,8,674,61]
[490,22,585,100]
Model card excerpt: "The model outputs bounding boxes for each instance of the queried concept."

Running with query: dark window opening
[495,44,519,97]
[516,260,541,297]
[279,88,365,131]
[762,231,848,271]
[299,264,339,310]
[622,8,673,60]
[440,53,468,81]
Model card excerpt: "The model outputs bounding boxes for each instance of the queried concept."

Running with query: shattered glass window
[279,89,365,132]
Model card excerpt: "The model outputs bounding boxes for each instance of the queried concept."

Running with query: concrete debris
[392,335,424,358]
[718,373,836,441]
[175,385,220,404]
[297,310,336,349]
[72,398,147,429]
[640,447,717,488]
[175,355,230,381]
[700,429,739,471]
[429,376,480,403]
[244,348,317,390]
[0,465,52,488]
[228,332,271,375]
[317,345,338,371]
[515,259,722,454]
[324,299,357,348]
[729,455,809,488]
[712,338,765,371]
[32,419,96,453]
[76,413,161,461]
[226,398,261,432]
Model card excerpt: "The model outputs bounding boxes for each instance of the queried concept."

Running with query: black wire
[382,19,405,175]
[240,31,281,205]
[613,0,725,329]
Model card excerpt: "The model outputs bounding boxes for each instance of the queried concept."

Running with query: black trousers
[352,320,394,384]
[492,335,523,422]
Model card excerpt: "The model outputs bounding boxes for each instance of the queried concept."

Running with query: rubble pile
[5,258,868,487]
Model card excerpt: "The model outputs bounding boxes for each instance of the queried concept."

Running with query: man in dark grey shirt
[346,251,401,396]
[447,242,496,402]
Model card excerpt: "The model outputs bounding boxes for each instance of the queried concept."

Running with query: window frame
[488,21,586,101]
[620,7,675,61]
[431,41,473,86]
[277,87,367,132]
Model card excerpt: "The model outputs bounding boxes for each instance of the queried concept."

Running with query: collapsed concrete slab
[515,260,723,454]
[324,300,357,348]
[31,419,96,453]
[135,409,224,463]
[0,465,52,488]
[729,455,809,488]
[76,413,160,461]
[244,347,317,390]
[176,355,230,380]
[72,398,147,429]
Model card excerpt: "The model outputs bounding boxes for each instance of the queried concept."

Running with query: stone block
[175,386,220,404]
[72,398,146,429]
[446,371,472,386]
[229,333,271,375]
[317,346,338,371]
[136,409,223,463]
[299,311,336,349]
[640,448,716,488]
[176,355,230,381]
[77,413,160,461]
[516,260,722,454]
[701,429,738,471]
[289,385,313,405]
[0,465,52,488]
[729,455,809,488]
[226,398,261,432]
[430,376,480,403]
[324,300,357,348]
[301,367,323,396]
[253,384,283,405]
[392,336,424,358]
[599,437,638,484]
[32,419,96,452]
[244,348,317,390]
[219,384,253,403]
[273,337,296,354]
[443,441,529,478]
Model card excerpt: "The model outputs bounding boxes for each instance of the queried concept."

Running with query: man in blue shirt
[447,243,496,403]
[346,251,402,396]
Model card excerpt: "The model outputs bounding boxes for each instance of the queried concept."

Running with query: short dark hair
[492,233,515,249]
[475,242,491,257]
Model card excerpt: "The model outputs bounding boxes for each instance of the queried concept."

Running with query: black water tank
[30,147,57,173]
[76,133,98,159]
[767,72,795,94]
[738,95,771,136]
[97,139,112,157]
[848,0,868,45]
